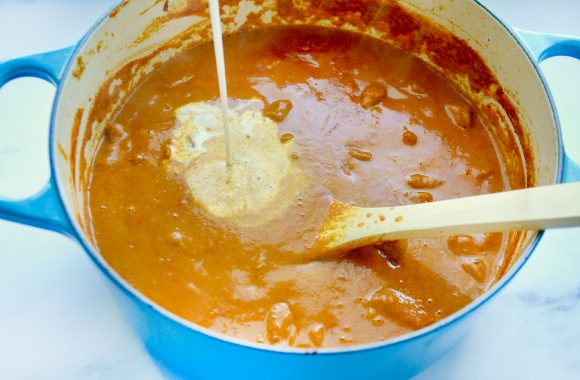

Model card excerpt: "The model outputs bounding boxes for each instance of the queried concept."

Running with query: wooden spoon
[312,182,580,259]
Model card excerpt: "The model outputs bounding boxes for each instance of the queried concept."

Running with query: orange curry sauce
[89,26,512,348]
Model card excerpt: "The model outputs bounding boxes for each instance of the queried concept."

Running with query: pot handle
[0,47,76,237]
[515,28,580,183]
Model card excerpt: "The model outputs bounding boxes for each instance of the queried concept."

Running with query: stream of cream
[208,0,233,165]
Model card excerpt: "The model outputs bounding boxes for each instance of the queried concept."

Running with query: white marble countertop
[1,1,579,379]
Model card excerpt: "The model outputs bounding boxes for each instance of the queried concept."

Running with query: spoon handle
[317,182,580,256]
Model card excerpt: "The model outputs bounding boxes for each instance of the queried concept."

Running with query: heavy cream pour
[166,1,305,227]
[167,102,305,226]
[208,0,233,165]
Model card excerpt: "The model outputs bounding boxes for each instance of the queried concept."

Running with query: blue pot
[1,1,579,378]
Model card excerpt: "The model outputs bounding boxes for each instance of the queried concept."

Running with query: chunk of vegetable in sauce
[408,191,433,203]
[461,258,487,283]
[402,129,418,146]
[348,147,373,161]
[360,83,387,108]
[445,104,474,130]
[407,174,443,189]
[263,99,293,122]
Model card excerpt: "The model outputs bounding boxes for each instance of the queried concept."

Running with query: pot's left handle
[515,28,580,183]
[0,47,77,237]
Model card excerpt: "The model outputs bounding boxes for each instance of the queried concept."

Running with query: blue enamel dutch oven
[1,0,579,378]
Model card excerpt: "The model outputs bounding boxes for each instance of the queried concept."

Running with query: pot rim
[48,0,564,355]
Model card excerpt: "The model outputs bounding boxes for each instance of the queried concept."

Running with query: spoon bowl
[313,182,580,259]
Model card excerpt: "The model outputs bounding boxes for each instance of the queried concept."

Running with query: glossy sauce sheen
[90,26,509,348]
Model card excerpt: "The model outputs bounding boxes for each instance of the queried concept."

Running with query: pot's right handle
[515,28,580,183]
[0,47,76,237]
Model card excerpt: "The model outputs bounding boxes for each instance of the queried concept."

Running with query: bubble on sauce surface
[168,230,185,247]
[371,314,385,326]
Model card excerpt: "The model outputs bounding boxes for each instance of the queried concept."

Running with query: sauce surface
[89,26,511,348]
